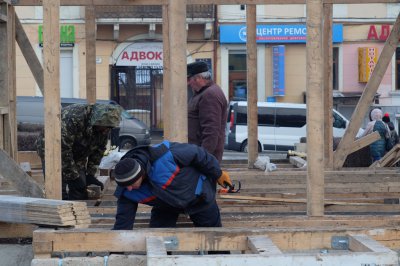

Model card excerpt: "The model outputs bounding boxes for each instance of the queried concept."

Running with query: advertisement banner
[116,42,163,67]
[358,47,378,83]
[220,24,343,44]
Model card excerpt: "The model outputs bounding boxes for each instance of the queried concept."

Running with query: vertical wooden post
[306,0,324,216]
[7,4,16,160]
[43,0,61,199]
[246,5,258,168]
[0,2,8,152]
[162,4,170,139]
[323,4,333,169]
[85,5,96,104]
[168,0,187,142]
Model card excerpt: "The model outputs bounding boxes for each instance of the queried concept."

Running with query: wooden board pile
[0,195,91,228]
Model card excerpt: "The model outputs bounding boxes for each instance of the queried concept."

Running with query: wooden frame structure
[1,1,400,261]
[31,229,399,265]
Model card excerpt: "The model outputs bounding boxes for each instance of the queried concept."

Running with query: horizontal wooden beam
[32,225,400,257]
[12,0,400,6]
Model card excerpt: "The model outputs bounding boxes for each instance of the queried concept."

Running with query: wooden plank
[162,4,170,139]
[7,4,17,160]
[0,222,35,238]
[219,194,377,206]
[15,14,43,95]
[349,234,397,254]
[43,0,61,199]
[349,131,380,154]
[246,4,258,167]
[323,3,333,169]
[306,0,324,216]
[146,236,167,257]
[334,12,400,168]
[0,2,8,153]
[247,236,283,255]
[370,144,400,167]
[123,252,398,266]
[168,0,187,142]
[12,0,400,6]
[85,5,96,104]
[17,151,42,168]
[32,227,400,254]
[0,149,44,197]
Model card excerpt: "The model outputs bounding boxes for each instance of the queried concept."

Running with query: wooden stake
[246,4,258,168]
[43,0,61,199]
[306,0,325,216]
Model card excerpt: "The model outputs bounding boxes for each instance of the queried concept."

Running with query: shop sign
[116,42,163,67]
[358,47,378,83]
[38,25,75,47]
[272,45,285,96]
[367,25,391,41]
[220,24,343,43]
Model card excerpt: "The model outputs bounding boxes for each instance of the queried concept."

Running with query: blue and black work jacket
[114,141,222,214]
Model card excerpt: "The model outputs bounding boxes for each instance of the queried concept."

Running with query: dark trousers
[40,158,86,200]
[113,196,222,230]
[149,201,222,228]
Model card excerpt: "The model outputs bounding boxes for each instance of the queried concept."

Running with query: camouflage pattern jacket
[37,104,109,181]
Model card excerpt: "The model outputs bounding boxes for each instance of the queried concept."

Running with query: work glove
[67,177,86,192]
[86,175,104,191]
[217,171,233,188]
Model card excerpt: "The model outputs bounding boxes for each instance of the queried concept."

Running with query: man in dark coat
[112,141,233,229]
[187,61,228,162]
[36,103,121,200]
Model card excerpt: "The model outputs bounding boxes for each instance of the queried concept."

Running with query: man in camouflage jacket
[36,103,121,200]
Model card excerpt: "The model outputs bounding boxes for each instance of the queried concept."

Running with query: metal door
[110,66,163,132]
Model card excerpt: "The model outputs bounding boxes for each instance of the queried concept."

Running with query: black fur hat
[187,61,208,78]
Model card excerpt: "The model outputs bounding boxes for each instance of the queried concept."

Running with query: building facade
[15,3,400,132]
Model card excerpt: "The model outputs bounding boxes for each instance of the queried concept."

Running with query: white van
[225,101,363,152]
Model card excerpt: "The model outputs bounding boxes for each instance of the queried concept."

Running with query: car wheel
[119,137,137,150]
[240,140,261,152]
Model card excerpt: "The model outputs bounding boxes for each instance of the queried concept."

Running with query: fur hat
[114,158,144,187]
[187,61,208,78]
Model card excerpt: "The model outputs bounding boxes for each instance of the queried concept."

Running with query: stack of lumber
[0,195,91,228]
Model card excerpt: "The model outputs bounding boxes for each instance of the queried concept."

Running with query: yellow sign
[358,47,378,83]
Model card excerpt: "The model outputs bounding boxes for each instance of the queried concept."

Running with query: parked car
[16,96,151,150]
[225,101,364,152]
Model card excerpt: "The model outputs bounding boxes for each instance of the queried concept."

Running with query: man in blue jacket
[112,140,232,229]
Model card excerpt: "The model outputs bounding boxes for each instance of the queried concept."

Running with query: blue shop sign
[272,45,285,96]
[220,24,343,44]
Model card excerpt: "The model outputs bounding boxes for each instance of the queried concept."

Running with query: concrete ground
[0,244,33,266]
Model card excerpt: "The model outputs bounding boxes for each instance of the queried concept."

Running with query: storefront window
[333,47,339,91]
[229,51,247,101]
[396,47,400,90]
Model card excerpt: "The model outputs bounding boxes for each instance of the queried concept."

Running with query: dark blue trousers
[113,196,221,230]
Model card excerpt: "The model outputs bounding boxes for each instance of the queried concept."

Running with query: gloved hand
[67,177,86,191]
[86,175,104,191]
[217,171,233,188]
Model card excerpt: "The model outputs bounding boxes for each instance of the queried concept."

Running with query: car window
[235,105,274,126]
[332,111,347,129]
[275,108,306,128]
